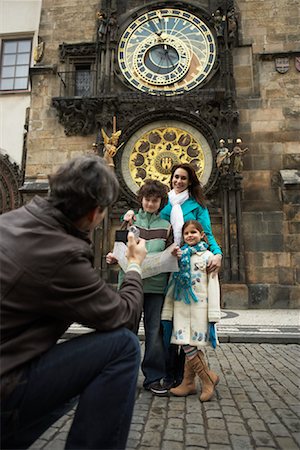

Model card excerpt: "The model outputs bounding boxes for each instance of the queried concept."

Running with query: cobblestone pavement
[29,342,300,450]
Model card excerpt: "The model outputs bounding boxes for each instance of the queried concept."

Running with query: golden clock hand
[148,17,162,36]
[157,10,164,33]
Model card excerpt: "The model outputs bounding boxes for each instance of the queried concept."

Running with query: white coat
[161,249,221,348]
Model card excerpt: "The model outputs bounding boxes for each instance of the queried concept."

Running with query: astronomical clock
[117,8,217,96]
[51,0,241,283]
[113,4,229,201]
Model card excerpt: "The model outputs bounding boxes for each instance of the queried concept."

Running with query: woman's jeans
[1,328,141,449]
[142,293,166,387]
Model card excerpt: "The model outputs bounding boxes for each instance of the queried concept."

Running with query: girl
[161,220,221,402]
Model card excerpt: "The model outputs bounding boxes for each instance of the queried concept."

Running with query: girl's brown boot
[189,351,219,402]
[170,357,197,396]
[197,350,220,389]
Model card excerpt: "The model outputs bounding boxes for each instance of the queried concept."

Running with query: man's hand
[207,254,222,278]
[126,232,147,266]
[106,252,118,264]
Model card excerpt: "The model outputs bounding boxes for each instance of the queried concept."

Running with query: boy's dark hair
[136,179,169,212]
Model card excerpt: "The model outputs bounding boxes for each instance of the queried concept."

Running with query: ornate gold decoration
[33,40,45,64]
[125,125,208,191]
[101,117,122,169]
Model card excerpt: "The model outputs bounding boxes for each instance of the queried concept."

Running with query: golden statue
[33,39,45,64]
[101,117,122,169]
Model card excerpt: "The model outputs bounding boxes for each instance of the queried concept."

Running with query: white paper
[112,242,179,279]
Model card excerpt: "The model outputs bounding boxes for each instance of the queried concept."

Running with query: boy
[107,179,173,396]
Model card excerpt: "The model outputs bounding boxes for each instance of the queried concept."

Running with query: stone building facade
[21,0,299,308]
[0,0,42,213]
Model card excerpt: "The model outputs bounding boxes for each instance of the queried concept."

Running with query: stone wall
[24,0,300,308]
[233,0,300,307]
[26,0,99,178]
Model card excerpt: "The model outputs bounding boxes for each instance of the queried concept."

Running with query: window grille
[75,65,91,97]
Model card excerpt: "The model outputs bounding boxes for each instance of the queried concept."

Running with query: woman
[160,163,222,389]
[160,163,222,273]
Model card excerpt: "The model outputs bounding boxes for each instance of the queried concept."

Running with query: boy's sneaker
[145,381,168,396]
[162,379,176,390]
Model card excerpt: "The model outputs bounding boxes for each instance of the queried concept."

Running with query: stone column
[220,173,249,308]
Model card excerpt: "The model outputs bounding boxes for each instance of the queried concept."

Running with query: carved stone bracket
[0,153,22,214]
[219,172,243,191]
[59,42,97,62]
[52,97,102,136]
[220,108,239,126]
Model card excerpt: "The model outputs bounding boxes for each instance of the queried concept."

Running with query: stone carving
[33,37,45,64]
[212,9,226,37]
[96,10,109,42]
[52,98,99,136]
[59,43,96,62]
[0,153,22,213]
[108,11,118,42]
[232,139,248,173]
[216,139,232,175]
[275,57,289,74]
[227,8,238,43]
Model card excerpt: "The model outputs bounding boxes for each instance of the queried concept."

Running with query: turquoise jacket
[160,197,222,255]
[119,209,172,294]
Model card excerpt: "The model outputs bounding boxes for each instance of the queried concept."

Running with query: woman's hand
[123,209,136,226]
[207,254,222,278]
[106,252,118,264]
[171,245,182,258]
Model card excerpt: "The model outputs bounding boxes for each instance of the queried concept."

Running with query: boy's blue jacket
[160,197,222,255]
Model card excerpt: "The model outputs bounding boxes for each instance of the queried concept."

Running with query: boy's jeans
[1,328,140,449]
[142,293,166,387]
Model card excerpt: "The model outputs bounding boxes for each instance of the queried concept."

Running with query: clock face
[121,121,213,194]
[118,8,217,95]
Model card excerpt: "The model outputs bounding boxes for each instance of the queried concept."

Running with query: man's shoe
[145,382,168,396]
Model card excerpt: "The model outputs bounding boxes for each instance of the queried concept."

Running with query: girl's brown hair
[182,220,204,234]
[170,163,206,207]
[182,220,208,244]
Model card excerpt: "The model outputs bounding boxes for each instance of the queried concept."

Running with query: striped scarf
[168,241,208,304]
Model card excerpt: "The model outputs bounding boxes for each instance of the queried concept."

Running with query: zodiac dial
[121,121,213,194]
[118,8,217,95]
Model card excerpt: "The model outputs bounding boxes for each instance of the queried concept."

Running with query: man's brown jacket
[0,196,143,397]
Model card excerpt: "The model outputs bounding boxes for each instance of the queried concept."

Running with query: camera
[115,226,140,244]
[128,226,140,241]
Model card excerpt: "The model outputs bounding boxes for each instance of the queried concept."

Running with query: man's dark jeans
[1,328,141,449]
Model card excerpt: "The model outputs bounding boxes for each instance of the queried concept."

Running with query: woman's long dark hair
[170,163,206,207]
